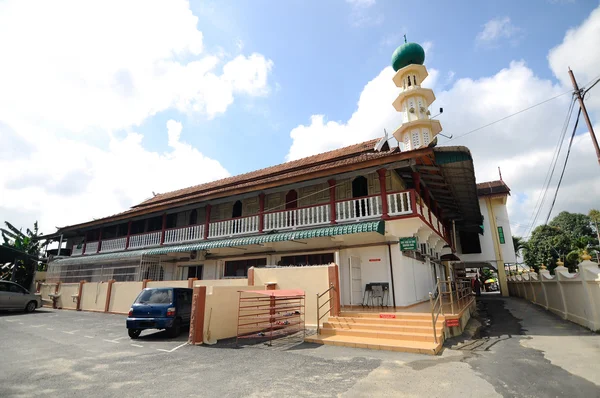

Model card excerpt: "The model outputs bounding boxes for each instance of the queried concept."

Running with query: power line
[544,106,583,225]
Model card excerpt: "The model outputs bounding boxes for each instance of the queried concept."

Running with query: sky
[1,0,599,240]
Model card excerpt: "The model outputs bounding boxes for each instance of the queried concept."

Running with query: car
[0,280,42,312]
[126,287,193,339]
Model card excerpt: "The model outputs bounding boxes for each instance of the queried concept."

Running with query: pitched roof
[476,180,511,197]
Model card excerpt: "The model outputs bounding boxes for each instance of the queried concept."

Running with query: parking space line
[103,339,120,344]
[62,330,79,335]
[46,328,54,330]
[5,319,15,322]
[157,342,188,353]
[31,324,46,328]
[114,336,128,341]
[84,336,94,339]
[131,344,144,348]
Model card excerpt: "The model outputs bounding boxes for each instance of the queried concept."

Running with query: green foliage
[523,225,571,273]
[589,209,600,224]
[549,211,594,239]
[1,221,46,287]
[512,236,527,256]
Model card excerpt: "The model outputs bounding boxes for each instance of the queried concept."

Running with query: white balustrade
[335,196,382,222]
[387,191,413,216]
[208,215,259,239]
[431,214,438,231]
[264,205,330,231]
[128,231,161,249]
[164,225,204,244]
[100,237,127,253]
[84,241,99,254]
[72,245,84,256]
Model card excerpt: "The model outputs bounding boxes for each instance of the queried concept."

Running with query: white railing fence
[84,241,99,254]
[264,205,331,231]
[100,237,127,253]
[164,225,204,244]
[336,196,382,222]
[387,191,413,216]
[208,215,259,239]
[128,231,161,249]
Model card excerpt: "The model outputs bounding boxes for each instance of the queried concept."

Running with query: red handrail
[263,202,329,215]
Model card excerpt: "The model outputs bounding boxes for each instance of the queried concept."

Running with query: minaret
[390,38,442,150]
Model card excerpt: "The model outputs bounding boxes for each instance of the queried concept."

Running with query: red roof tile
[476,180,510,196]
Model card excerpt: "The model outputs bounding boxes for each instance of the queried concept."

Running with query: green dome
[391,42,425,72]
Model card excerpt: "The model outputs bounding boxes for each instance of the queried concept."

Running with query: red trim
[377,168,389,220]
[386,189,413,195]
[409,190,417,215]
[263,202,329,215]
[125,221,132,249]
[160,213,166,245]
[258,193,265,232]
[328,179,336,224]
[203,205,211,240]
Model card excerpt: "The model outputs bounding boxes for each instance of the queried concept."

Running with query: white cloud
[286,6,600,238]
[346,0,382,27]
[346,0,376,8]
[0,0,273,233]
[476,17,522,47]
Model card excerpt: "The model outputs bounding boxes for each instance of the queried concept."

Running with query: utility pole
[568,68,600,166]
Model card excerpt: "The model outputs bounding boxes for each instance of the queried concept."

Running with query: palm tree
[512,236,527,258]
[1,221,45,285]
[566,236,599,271]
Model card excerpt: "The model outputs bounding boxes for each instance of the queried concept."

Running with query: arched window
[189,209,197,225]
[285,190,298,209]
[413,75,417,85]
[352,176,370,217]
[232,200,243,218]
[407,76,412,87]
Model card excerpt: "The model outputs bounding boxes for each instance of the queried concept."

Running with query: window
[280,253,334,266]
[411,130,420,148]
[166,213,177,229]
[130,220,145,235]
[187,265,203,279]
[285,190,298,209]
[135,289,172,304]
[224,258,266,277]
[0,282,8,292]
[8,283,26,294]
[232,200,243,218]
[147,216,163,232]
[498,226,505,244]
[189,209,198,225]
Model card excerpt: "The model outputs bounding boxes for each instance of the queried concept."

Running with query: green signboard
[399,237,418,251]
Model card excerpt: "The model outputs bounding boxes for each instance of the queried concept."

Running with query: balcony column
[258,193,265,233]
[160,213,167,245]
[203,205,212,240]
[96,229,102,254]
[424,187,432,225]
[376,169,389,219]
[412,172,422,215]
[125,221,132,249]
[328,179,336,224]
[82,232,87,255]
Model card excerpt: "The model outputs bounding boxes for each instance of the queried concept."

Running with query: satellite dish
[374,130,389,152]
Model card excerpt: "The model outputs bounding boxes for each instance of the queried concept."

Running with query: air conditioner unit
[419,243,429,256]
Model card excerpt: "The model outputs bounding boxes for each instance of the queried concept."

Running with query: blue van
[126,287,193,339]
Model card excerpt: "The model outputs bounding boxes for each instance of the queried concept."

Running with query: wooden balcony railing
[264,204,331,231]
[336,195,382,222]
[208,215,259,239]
[164,224,204,244]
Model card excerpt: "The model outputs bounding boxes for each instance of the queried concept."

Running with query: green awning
[50,221,384,263]
[144,220,385,255]
[51,249,147,266]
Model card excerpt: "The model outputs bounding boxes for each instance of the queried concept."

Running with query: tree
[549,211,594,240]
[523,225,571,273]
[512,236,527,258]
[1,221,46,288]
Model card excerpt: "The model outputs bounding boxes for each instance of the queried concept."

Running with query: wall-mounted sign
[399,237,418,251]
[446,319,460,327]
[380,314,396,319]
[369,258,381,262]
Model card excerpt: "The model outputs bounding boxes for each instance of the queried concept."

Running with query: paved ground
[1,297,599,397]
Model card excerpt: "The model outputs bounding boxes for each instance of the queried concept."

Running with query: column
[328,179,336,224]
[377,168,389,219]
[96,229,102,253]
[160,213,167,245]
[82,232,88,255]
[424,187,432,225]
[412,172,423,215]
[258,193,265,233]
[125,221,132,249]
[203,205,211,240]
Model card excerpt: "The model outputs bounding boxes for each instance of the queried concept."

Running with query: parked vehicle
[0,280,42,312]
[126,287,193,339]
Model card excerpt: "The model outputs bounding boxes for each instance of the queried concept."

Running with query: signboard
[380,314,396,319]
[446,319,460,327]
[369,258,381,262]
[399,237,418,251]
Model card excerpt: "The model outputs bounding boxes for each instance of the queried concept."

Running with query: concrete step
[319,327,442,343]
[305,334,443,355]
[328,316,444,328]
[339,311,439,321]
[323,321,443,334]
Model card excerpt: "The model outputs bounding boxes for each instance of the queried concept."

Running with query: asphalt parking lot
[1,298,599,398]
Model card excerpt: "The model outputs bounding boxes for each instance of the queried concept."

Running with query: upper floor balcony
[73,188,448,256]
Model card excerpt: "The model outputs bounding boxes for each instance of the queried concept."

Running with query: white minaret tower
[390,38,442,151]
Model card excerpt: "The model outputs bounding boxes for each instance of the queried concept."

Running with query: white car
[0,280,42,312]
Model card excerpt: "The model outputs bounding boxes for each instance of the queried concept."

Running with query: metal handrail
[316,283,335,335]
[428,278,444,344]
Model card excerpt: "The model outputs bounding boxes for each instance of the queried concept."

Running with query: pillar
[189,285,207,345]
[377,168,389,219]
[104,279,115,312]
[328,264,341,316]
[258,193,265,232]
[125,221,132,249]
[486,197,508,297]
[142,279,151,289]
[160,213,167,245]
[247,267,255,286]
[76,280,85,311]
[328,179,336,224]
[96,229,102,253]
[188,277,198,289]
[412,172,422,215]
[203,205,211,240]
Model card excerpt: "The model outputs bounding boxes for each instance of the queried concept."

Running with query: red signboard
[446,319,460,327]
[380,314,396,319]
[369,258,381,262]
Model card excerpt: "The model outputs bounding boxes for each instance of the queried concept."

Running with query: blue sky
[1,0,599,237]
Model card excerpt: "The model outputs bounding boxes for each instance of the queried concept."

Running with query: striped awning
[50,221,384,263]
[144,221,385,255]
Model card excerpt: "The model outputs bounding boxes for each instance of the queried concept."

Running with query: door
[349,256,363,305]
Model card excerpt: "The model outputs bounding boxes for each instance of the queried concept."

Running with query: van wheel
[25,301,37,313]
[128,329,141,339]
[167,319,181,338]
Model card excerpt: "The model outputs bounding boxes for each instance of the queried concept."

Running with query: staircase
[305,310,445,355]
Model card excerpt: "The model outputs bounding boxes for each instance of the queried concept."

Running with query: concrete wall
[57,283,79,310]
[147,280,189,288]
[39,283,57,304]
[194,279,248,287]
[507,259,600,331]
[253,265,330,327]
[80,282,109,312]
[108,281,144,314]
